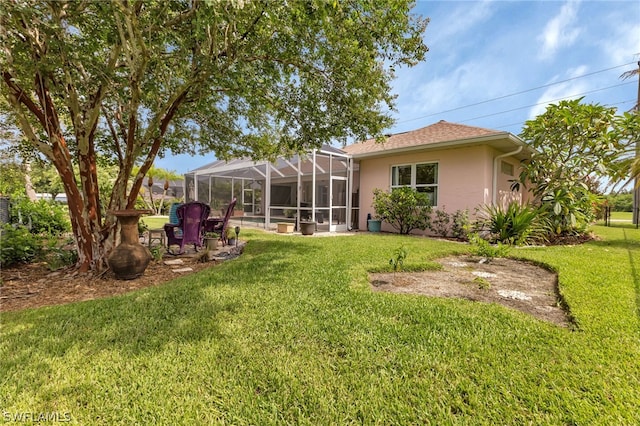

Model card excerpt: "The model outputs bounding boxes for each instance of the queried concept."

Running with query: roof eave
[349,132,530,160]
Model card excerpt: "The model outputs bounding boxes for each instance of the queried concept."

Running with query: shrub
[149,245,165,262]
[9,198,70,235]
[138,219,149,235]
[372,187,432,235]
[468,232,510,259]
[42,236,78,271]
[540,188,595,236]
[606,192,632,212]
[451,209,470,241]
[428,207,469,240]
[474,202,548,245]
[430,207,451,237]
[0,224,44,267]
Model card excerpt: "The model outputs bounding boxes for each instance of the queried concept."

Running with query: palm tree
[135,166,183,215]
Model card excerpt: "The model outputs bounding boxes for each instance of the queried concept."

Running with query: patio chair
[164,201,211,254]
[205,198,237,246]
[168,202,182,226]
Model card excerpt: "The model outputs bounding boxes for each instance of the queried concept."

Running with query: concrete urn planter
[108,210,152,280]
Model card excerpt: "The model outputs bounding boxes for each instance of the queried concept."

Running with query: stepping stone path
[161,241,245,273]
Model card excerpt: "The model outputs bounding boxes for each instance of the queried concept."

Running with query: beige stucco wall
[355,145,527,233]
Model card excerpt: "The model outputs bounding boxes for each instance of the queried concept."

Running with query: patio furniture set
[151,198,237,255]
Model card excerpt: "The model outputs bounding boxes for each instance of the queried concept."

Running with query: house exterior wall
[493,152,533,207]
[356,145,526,233]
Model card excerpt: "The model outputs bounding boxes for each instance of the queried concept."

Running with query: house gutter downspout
[492,146,523,205]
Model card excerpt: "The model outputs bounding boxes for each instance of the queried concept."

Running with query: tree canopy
[514,98,640,234]
[1,0,428,272]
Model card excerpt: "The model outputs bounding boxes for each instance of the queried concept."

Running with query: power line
[492,99,636,133]
[459,81,635,124]
[397,61,637,125]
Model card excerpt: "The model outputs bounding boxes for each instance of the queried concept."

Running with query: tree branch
[2,72,47,128]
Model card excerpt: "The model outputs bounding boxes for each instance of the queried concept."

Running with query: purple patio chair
[164,201,211,254]
[205,198,236,246]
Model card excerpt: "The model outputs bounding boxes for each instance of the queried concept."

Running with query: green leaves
[475,202,548,246]
[389,245,408,272]
[1,0,428,271]
[372,187,432,234]
[517,98,639,236]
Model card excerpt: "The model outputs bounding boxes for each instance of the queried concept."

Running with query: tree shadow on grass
[587,236,640,250]
[1,239,319,371]
[587,232,640,323]
[621,229,640,324]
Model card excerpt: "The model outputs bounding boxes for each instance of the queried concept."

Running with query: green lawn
[597,211,637,228]
[2,226,639,424]
[610,211,632,221]
[140,215,169,230]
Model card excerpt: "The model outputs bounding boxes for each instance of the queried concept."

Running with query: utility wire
[397,61,637,125]
[492,99,636,132]
[460,81,635,124]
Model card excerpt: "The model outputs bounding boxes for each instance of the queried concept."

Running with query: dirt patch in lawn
[370,256,573,327]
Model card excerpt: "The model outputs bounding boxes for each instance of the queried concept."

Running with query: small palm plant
[475,202,548,245]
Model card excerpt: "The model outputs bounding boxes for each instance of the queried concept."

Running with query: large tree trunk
[49,135,105,273]
[3,71,112,273]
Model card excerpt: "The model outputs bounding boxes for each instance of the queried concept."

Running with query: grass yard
[140,215,170,230]
[609,211,632,221]
[1,226,639,424]
[597,211,636,228]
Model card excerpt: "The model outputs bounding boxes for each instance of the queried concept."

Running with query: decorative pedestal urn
[108,209,153,280]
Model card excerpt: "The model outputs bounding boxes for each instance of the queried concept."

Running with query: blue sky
[156,0,640,174]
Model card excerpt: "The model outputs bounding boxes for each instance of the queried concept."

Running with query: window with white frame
[391,162,438,206]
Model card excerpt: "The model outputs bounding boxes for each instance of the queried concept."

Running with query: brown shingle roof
[342,120,508,156]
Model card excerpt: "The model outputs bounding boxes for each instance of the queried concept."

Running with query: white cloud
[528,66,590,118]
[426,0,495,49]
[602,16,640,67]
[390,1,639,133]
[393,56,514,128]
[537,0,582,60]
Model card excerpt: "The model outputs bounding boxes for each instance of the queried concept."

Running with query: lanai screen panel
[185,145,352,231]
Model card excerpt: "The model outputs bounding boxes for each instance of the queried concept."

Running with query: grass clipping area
[1,226,640,424]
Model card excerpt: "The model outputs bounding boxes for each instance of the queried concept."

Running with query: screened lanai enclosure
[184,146,360,233]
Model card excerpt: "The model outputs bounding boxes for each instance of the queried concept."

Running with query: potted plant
[203,231,219,250]
[299,220,315,235]
[366,214,382,233]
[226,227,237,245]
